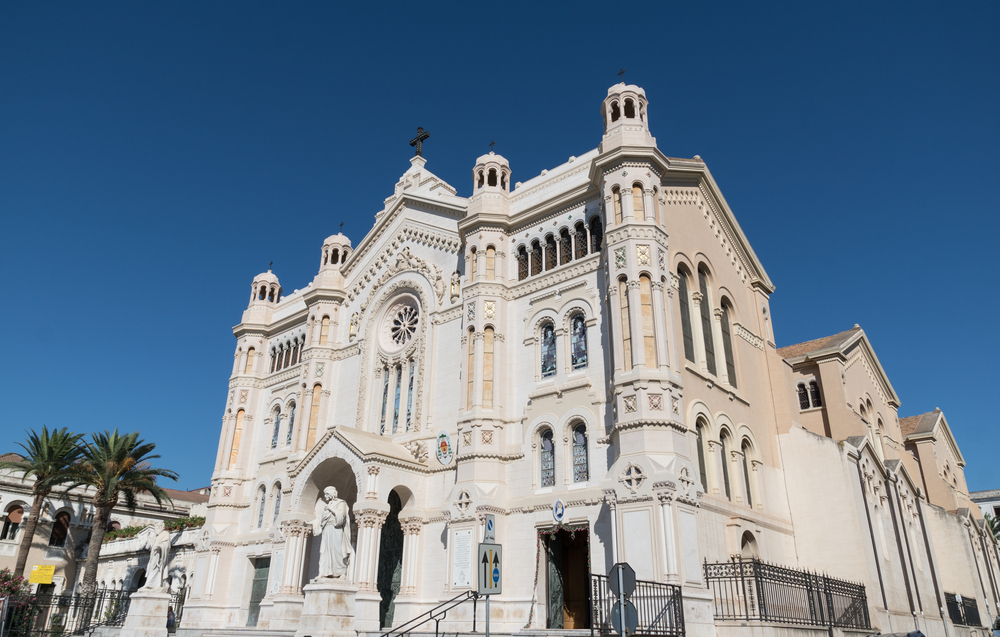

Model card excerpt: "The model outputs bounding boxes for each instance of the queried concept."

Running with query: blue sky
[1,2,997,491]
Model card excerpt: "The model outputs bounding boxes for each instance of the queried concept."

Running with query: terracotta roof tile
[161,487,210,503]
[0,452,24,463]
[777,326,862,360]
[899,409,941,437]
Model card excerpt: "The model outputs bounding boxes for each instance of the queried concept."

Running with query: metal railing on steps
[380,590,481,637]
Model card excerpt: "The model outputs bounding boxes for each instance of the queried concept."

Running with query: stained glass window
[405,360,415,430]
[809,381,823,408]
[632,185,645,219]
[541,323,556,378]
[470,247,477,279]
[640,275,656,364]
[540,429,555,487]
[798,385,810,410]
[392,364,402,433]
[379,367,389,435]
[272,487,282,523]
[486,246,496,280]
[571,314,588,369]
[271,410,281,450]
[257,487,266,528]
[518,247,529,281]
[286,404,295,445]
[572,424,589,483]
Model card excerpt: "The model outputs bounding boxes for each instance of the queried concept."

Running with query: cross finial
[339,222,344,233]
[617,68,626,83]
[268,260,273,271]
[489,140,495,152]
[410,127,430,157]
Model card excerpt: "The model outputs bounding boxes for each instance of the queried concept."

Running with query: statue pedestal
[295,580,358,637]
[122,589,170,637]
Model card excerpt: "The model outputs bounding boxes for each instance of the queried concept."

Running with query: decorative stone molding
[734,323,764,350]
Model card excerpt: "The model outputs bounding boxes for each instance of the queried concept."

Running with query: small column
[706,441,721,495]
[297,388,314,453]
[712,308,729,385]
[365,466,380,500]
[279,521,309,594]
[650,281,670,370]
[654,483,678,583]
[608,279,626,371]
[399,517,423,595]
[690,291,708,374]
[603,489,619,564]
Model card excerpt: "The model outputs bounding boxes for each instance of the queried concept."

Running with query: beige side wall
[924,504,996,624]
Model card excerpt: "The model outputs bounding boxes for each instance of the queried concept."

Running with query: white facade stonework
[181,83,1000,637]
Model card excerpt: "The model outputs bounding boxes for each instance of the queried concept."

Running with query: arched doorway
[377,490,404,629]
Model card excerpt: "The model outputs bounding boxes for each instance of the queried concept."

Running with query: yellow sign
[28,565,55,584]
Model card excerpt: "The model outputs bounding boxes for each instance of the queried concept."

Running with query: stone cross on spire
[618,68,626,83]
[410,127,430,157]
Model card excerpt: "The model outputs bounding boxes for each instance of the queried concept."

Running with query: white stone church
[179,83,1000,637]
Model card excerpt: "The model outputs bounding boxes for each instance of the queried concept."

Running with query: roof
[161,487,210,503]
[970,489,1000,501]
[777,326,862,359]
[899,409,941,437]
[0,452,24,463]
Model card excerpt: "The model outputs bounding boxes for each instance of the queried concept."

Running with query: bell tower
[599,83,656,153]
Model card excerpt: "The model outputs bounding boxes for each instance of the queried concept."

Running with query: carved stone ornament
[619,463,646,493]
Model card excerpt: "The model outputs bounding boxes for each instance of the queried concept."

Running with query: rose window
[390,305,419,346]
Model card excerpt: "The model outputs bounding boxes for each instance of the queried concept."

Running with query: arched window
[392,363,403,433]
[610,101,620,122]
[619,278,633,371]
[545,235,557,270]
[809,381,822,408]
[741,440,754,508]
[483,327,494,409]
[559,228,572,265]
[531,241,543,276]
[282,344,291,369]
[259,286,266,301]
[488,168,497,187]
[286,403,296,446]
[486,246,496,280]
[541,322,557,378]
[624,98,635,119]
[720,303,737,388]
[797,384,810,410]
[292,340,300,365]
[696,420,708,489]
[379,367,390,434]
[1,504,23,541]
[575,222,588,259]
[678,271,695,363]
[632,184,645,220]
[269,351,276,373]
[470,247,478,280]
[589,217,603,253]
[540,429,555,487]
[257,486,267,529]
[478,170,484,188]
[244,348,255,374]
[271,407,281,450]
[229,409,245,470]
[307,385,321,448]
[570,314,588,369]
[517,246,529,281]
[698,268,717,375]
[48,511,70,547]
[572,424,589,482]
[613,187,623,224]
[501,171,508,189]
[320,316,330,345]
[720,432,732,501]
[272,484,282,523]
[467,328,476,407]
[640,275,656,364]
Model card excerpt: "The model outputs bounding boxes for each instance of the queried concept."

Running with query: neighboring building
[180,81,1000,637]
[971,490,1000,521]
[0,453,208,596]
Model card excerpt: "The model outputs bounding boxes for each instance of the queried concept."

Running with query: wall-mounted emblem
[436,430,454,466]
[552,498,566,523]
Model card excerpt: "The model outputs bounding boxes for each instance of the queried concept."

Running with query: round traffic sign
[611,599,638,635]
[608,562,636,598]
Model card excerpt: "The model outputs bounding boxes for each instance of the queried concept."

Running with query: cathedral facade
[181,83,1000,637]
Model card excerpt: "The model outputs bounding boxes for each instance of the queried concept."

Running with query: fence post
[823,574,834,628]
[753,558,766,621]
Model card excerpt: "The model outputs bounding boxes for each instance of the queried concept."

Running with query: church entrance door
[544,528,590,629]
[377,491,404,629]
[245,556,270,627]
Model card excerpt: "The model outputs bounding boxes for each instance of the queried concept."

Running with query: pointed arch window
[590,217,603,253]
[320,316,330,345]
[619,278,633,371]
[720,303,737,388]
[573,423,589,482]
[272,485,282,523]
[286,403,296,445]
[698,268,717,375]
[48,511,70,547]
[741,440,753,507]
[541,322,557,378]
[271,407,281,450]
[540,429,555,487]
[809,381,822,407]
[518,246,529,281]
[613,187,623,224]
[797,384,810,410]
[632,184,645,220]
[269,351,276,373]
[640,275,656,364]
[696,420,708,489]
[244,348,255,374]
[570,314,588,369]
[483,328,494,409]
[257,486,267,529]
[486,246,496,280]
[678,272,695,363]
[720,432,732,501]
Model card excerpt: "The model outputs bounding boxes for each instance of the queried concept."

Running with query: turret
[313,233,352,290]
[599,83,656,152]
[243,269,281,324]
[465,152,511,221]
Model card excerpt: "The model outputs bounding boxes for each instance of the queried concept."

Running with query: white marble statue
[142,525,171,591]
[312,486,354,581]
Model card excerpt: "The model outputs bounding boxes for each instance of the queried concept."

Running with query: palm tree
[0,427,84,577]
[72,429,178,596]
[986,512,1000,542]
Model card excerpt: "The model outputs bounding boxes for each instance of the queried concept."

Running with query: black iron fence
[590,573,684,637]
[0,589,130,637]
[704,557,869,630]
[944,593,981,627]
[168,590,185,633]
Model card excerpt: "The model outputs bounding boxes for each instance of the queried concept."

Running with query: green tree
[72,430,178,596]
[986,512,1000,542]
[0,427,84,577]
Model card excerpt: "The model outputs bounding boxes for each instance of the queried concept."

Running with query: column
[662,281,680,374]
[400,518,423,595]
[365,466,380,500]
[690,291,707,374]
[712,308,729,385]
[603,489,619,564]
[706,441,721,496]
[279,521,308,594]
[297,388,313,453]
[643,188,656,222]
[655,484,678,583]
[203,547,221,600]
[627,280,645,368]
[650,282,670,370]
